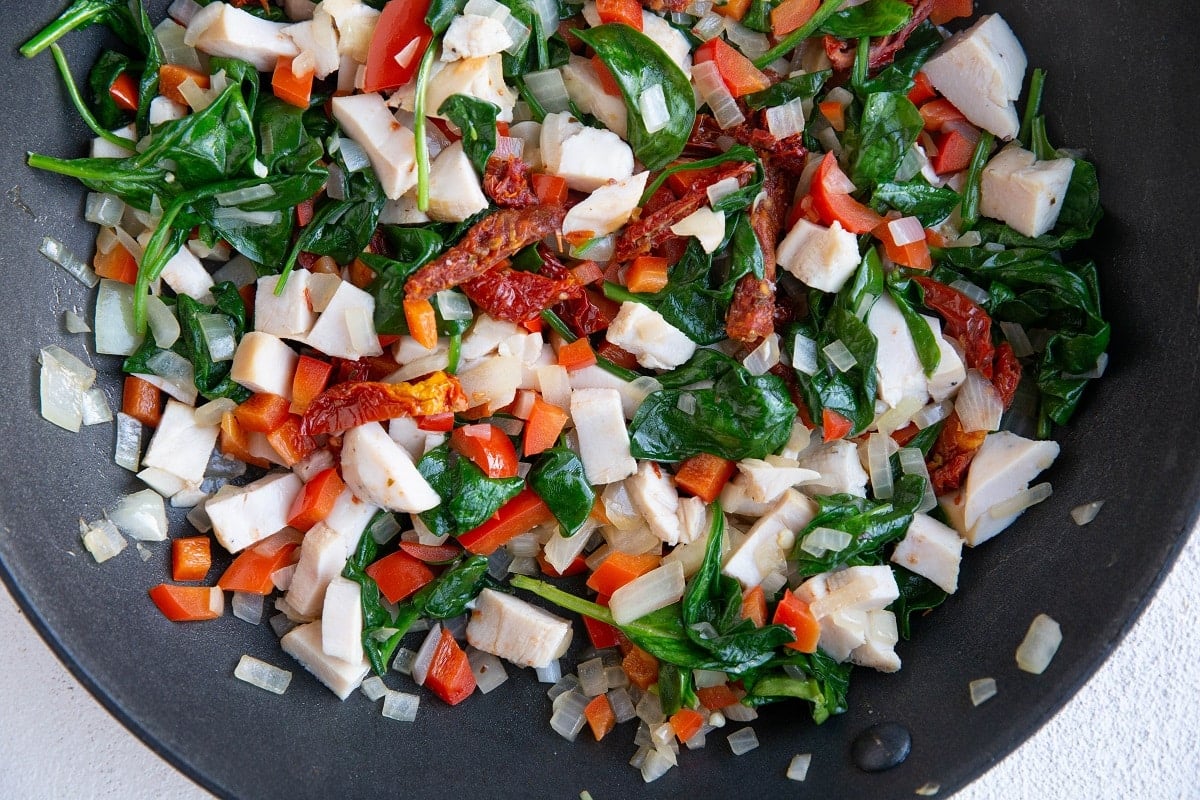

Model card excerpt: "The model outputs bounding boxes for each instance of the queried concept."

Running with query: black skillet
[1,1,1198,797]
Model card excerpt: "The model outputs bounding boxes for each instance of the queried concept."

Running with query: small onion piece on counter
[85,192,125,227]
[968,677,997,706]
[64,310,91,333]
[39,345,97,433]
[786,753,812,782]
[108,489,168,541]
[360,675,389,702]
[955,369,1003,433]
[468,648,510,694]
[1015,614,1063,675]
[1070,500,1105,526]
[382,691,420,722]
[551,689,589,741]
[410,623,443,686]
[233,591,265,625]
[81,518,126,563]
[727,727,760,756]
[234,654,292,695]
[81,386,112,426]
[915,782,941,796]
[40,236,99,287]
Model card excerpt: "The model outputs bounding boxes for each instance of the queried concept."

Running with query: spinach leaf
[741,648,852,723]
[364,227,446,334]
[342,526,408,676]
[574,24,695,171]
[411,555,495,619]
[887,284,940,376]
[629,361,797,462]
[438,94,500,174]
[528,447,595,537]
[754,0,843,67]
[974,159,1102,250]
[20,0,139,59]
[175,283,251,401]
[128,0,163,134]
[740,0,780,32]
[820,0,912,37]
[873,179,961,226]
[958,132,995,231]
[416,445,525,537]
[653,348,741,390]
[603,232,751,345]
[845,91,924,189]
[132,83,256,185]
[426,0,467,33]
[87,51,136,129]
[890,565,948,639]
[209,57,261,119]
[743,70,831,111]
[858,21,942,95]
[791,474,925,576]
[25,154,177,213]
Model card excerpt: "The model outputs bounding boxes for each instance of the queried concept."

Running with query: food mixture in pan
[25,0,1107,782]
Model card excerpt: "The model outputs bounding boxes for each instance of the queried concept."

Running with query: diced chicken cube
[231,331,298,398]
[719,477,777,518]
[320,0,378,62]
[722,490,816,589]
[568,365,644,419]
[341,422,440,513]
[867,293,930,409]
[184,2,299,72]
[255,273,317,339]
[321,576,364,664]
[540,112,634,192]
[605,302,697,370]
[677,496,709,547]
[322,489,380,556]
[379,192,431,225]
[427,140,488,223]
[571,388,637,484]
[285,16,339,79]
[207,472,303,553]
[141,400,220,487]
[467,588,574,668]
[442,13,513,60]
[924,314,966,402]
[389,416,427,460]
[560,55,628,138]
[457,354,522,413]
[281,620,370,700]
[285,523,348,617]
[735,458,820,504]
[422,55,517,122]
[460,314,521,361]
[330,93,418,199]
[890,513,963,593]
[625,462,684,546]
[980,145,1075,238]
[562,172,648,237]
[947,431,1060,546]
[159,245,214,302]
[797,440,869,497]
[776,219,860,293]
[849,609,901,673]
[795,566,900,662]
[302,280,382,360]
[921,14,1027,140]
[670,207,726,254]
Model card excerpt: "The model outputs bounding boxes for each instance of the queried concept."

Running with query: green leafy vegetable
[873,179,961,227]
[87,50,136,129]
[438,94,501,174]
[845,91,925,189]
[363,227,446,333]
[574,24,695,171]
[754,0,843,67]
[20,0,138,59]
[887,284,941,376]
[958,132,995,231]
[973,159,1101,250]
[416,444,525,537]
[820,0,913,37]
[342,526,409,676]
[639,145,763,212]
[410,555,495,619]
[743,70,831,111]
[528,447,595,537]
[858,21,942,95]
[890,565,948,639]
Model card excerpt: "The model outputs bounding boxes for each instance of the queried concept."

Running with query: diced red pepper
[109,71,139,111]
[148,585,223,622]
[773,589,821,652]
[595,0,643,30]
[450,423,519,479]
[457,489,554,555]
[822,408,854,442]
[423,629,476,705]
[290,355,333,416]
[583,614,622,649]
[366,550,435,603]
[171,537,211,582]
[286,468,345,532]
[694,38,771,97]
[362,0,433,92]
[809,153,884,234]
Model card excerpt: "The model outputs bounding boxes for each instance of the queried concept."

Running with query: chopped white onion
[800,526,851,557]
[81,519,126,563]
[943,230,982,249]
[609,562,686,626]
[691,11,724,40]
[337,136,372,173]
[1070,500,1105,526]
[742,333,781,376]
[114,413,143,472]
[39,345,96,433]
[823,339,857,372]
[382,690,420,722]
[787,753,812,781]
[411,623,443,686]
[210,207,281,227]
[638,84,670,135]
[570,233,615,262]
[215,184,277,207]
[998,321,1034,358]
[167,0,202,25]
[988,482,1052,519]
[393,38,421,70]
[538,661,566,687]
[722,702,758,722]
[727,727,760,756]
[721,19,768,59]
[1015,613,1062,675]
[766,97,807,140]
[577,657,607,697]
[178,76,215,111]
[197,313,236,362]
[949,279,989,304]
[693,61,745,130]
[108,489,168,541]
[194,397,236,427]
[145,350,197,403]
[64,309,92,334]
[676,393,697,415]
[145,295,181,349]
[816,125,842,156]
[95,279,145,356]
[969,677,997,706]
[360,675,389,701]
[867,432,894,500]
[627,375,664,407]
[85,193,126,227]
[391,647,417,675]
[911,399,953,430]
[915,782,941,796]
[234,655,292,695]
[887,216,925,246]
[41,237,98,287]
[898,447,937,513]
[955,369,1003,432]
[874,395,924,437]
[156,18,202,70]
[435,290,474,321]
[526,0,559,37]
[792,333,819,376]
[524,68,570,114]
[467,648,509,694]
[232,591,264,624]
[502,15,531,55]
[551,690,590,741]
[705,176,741,207]
[271,564,297,591]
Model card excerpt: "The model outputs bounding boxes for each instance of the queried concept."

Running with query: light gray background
[2,528,1197,799]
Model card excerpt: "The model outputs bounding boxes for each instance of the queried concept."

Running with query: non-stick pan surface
[1,2,1197,797]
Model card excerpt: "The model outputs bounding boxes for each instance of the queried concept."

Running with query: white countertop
[3,532,1197,800]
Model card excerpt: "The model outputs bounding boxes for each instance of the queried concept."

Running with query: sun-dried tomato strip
[727,159,792,343]
[825,0,934,72]
[614,162,755,262]
[463,266,583,323]
[405,205,567,301]
[913,276,996,379]
[992,341,1022,409]
[926,411,988,495]
[301,372,468,436]
[483,155,538,209]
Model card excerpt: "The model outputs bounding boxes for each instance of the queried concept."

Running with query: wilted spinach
[416,445,525,537]
[528,447,595,537]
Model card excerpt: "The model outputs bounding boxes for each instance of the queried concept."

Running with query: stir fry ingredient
[27,0,1105,781]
